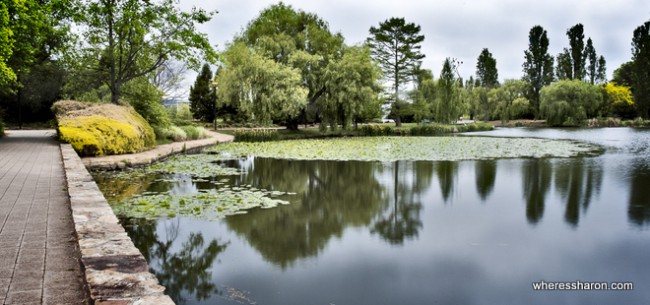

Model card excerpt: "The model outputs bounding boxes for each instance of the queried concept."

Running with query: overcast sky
[178,0,650,94]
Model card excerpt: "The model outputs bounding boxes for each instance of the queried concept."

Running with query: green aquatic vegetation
[208,136,602,161]
[147,154,240,177]
[111,185,292,220]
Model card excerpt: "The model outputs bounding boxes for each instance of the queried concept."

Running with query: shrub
[53,100,155,156]
[409,124,451,136]
[195,126,210,139]
[0,119,4,137]
[359,124,394,136]
[234,129,279,142]
[181,125,199,140]
[168,126,188,142]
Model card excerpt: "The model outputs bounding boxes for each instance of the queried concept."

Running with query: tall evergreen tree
[597,56,607,84]
[189,63,217,123]
[585,38,598,84]
[367,17,425,126]
[567,24,586,81]
[476,48,499,88]
[585,38,607,84]
[556,48,573,80]
[631,20,650,118]
[522,25,554,119]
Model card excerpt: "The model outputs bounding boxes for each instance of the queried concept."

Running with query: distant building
[162,98,190,110]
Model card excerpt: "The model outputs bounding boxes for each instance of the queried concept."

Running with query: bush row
[233,129,280,142]
[155,125,210,142]
[361,123,494,137]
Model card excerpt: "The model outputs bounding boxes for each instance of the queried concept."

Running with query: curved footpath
[0,129,233,305]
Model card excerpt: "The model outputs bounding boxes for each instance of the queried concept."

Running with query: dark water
[97,128,650,305]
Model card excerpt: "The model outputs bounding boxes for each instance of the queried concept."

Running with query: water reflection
[436,161,458,203]
[554,159,603,227]
[121,217,228,304]
[225,159,387,268]
[628,161,650,226]
[475,160,497,201]
[371,161,427,245]
[522,159,552,224]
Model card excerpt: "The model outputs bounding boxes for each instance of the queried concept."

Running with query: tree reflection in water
[226,159,388,268]
[121,217,228,304]
[628,161,650,226]
[554,158,603,227]
[522,159,552,224]
[475,160,497,201]
[371,161,429,245]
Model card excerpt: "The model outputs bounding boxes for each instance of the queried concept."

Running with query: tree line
[1,1,649,131]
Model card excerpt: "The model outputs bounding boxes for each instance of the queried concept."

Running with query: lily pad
[207,136,602,162]
[111,184,292,220]
[147,154,241,177]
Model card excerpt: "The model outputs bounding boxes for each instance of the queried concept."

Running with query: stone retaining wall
[61,144,175,305]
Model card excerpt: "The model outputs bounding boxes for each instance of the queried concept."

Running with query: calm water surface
[96,128,650,305]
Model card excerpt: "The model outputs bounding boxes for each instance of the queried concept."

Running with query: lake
[94,128,650,305]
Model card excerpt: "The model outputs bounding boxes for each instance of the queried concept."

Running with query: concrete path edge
[61,144,175,305]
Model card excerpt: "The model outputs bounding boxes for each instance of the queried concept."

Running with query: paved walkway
[0,130,88,305]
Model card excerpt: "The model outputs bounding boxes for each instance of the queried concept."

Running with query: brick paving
[0,130,89,305]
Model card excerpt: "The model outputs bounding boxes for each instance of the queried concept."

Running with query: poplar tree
[631,20,650,118]
[522,25,554,119]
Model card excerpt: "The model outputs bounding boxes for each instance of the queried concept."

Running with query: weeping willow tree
[319,46,383,131]
[434,58,464,124]
[217,41,308,125]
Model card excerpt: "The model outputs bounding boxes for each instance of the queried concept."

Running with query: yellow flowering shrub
[53,100,155,156]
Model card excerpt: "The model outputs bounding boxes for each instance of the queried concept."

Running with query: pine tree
[367,17,425,126]
[189,63,217,123]
[476,48,499,88]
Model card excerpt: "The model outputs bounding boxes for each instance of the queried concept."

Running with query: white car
[382,119,395,123]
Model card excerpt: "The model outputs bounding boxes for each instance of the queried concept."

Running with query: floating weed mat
[207,136,602,161]
[112,185,295,220]
[147,154,241,177]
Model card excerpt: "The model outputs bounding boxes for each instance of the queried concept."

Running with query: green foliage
[540,80,604,126]
[631,20,650,118]
[359,125,394,136]
[489,80,531,122]
[476,48,499,88]
[121,78,171,133]
[189,63,217,122]
[434,58,464,124]
[470,86,495,121]
[585,38,606,84]
[53,100,155,156]
[240,3,344,128]
[72,0,217,104]
[0,117,4,136]
[367,17,425,125]
[173,104,193,126]
[613,61,634,87]
[602,82,636,118]
[233,129,280,142]
[0,1,16,87]
[566,24,587,81]
[320,46,383,130]
[523,25,554,119]
[218,41,308,125]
